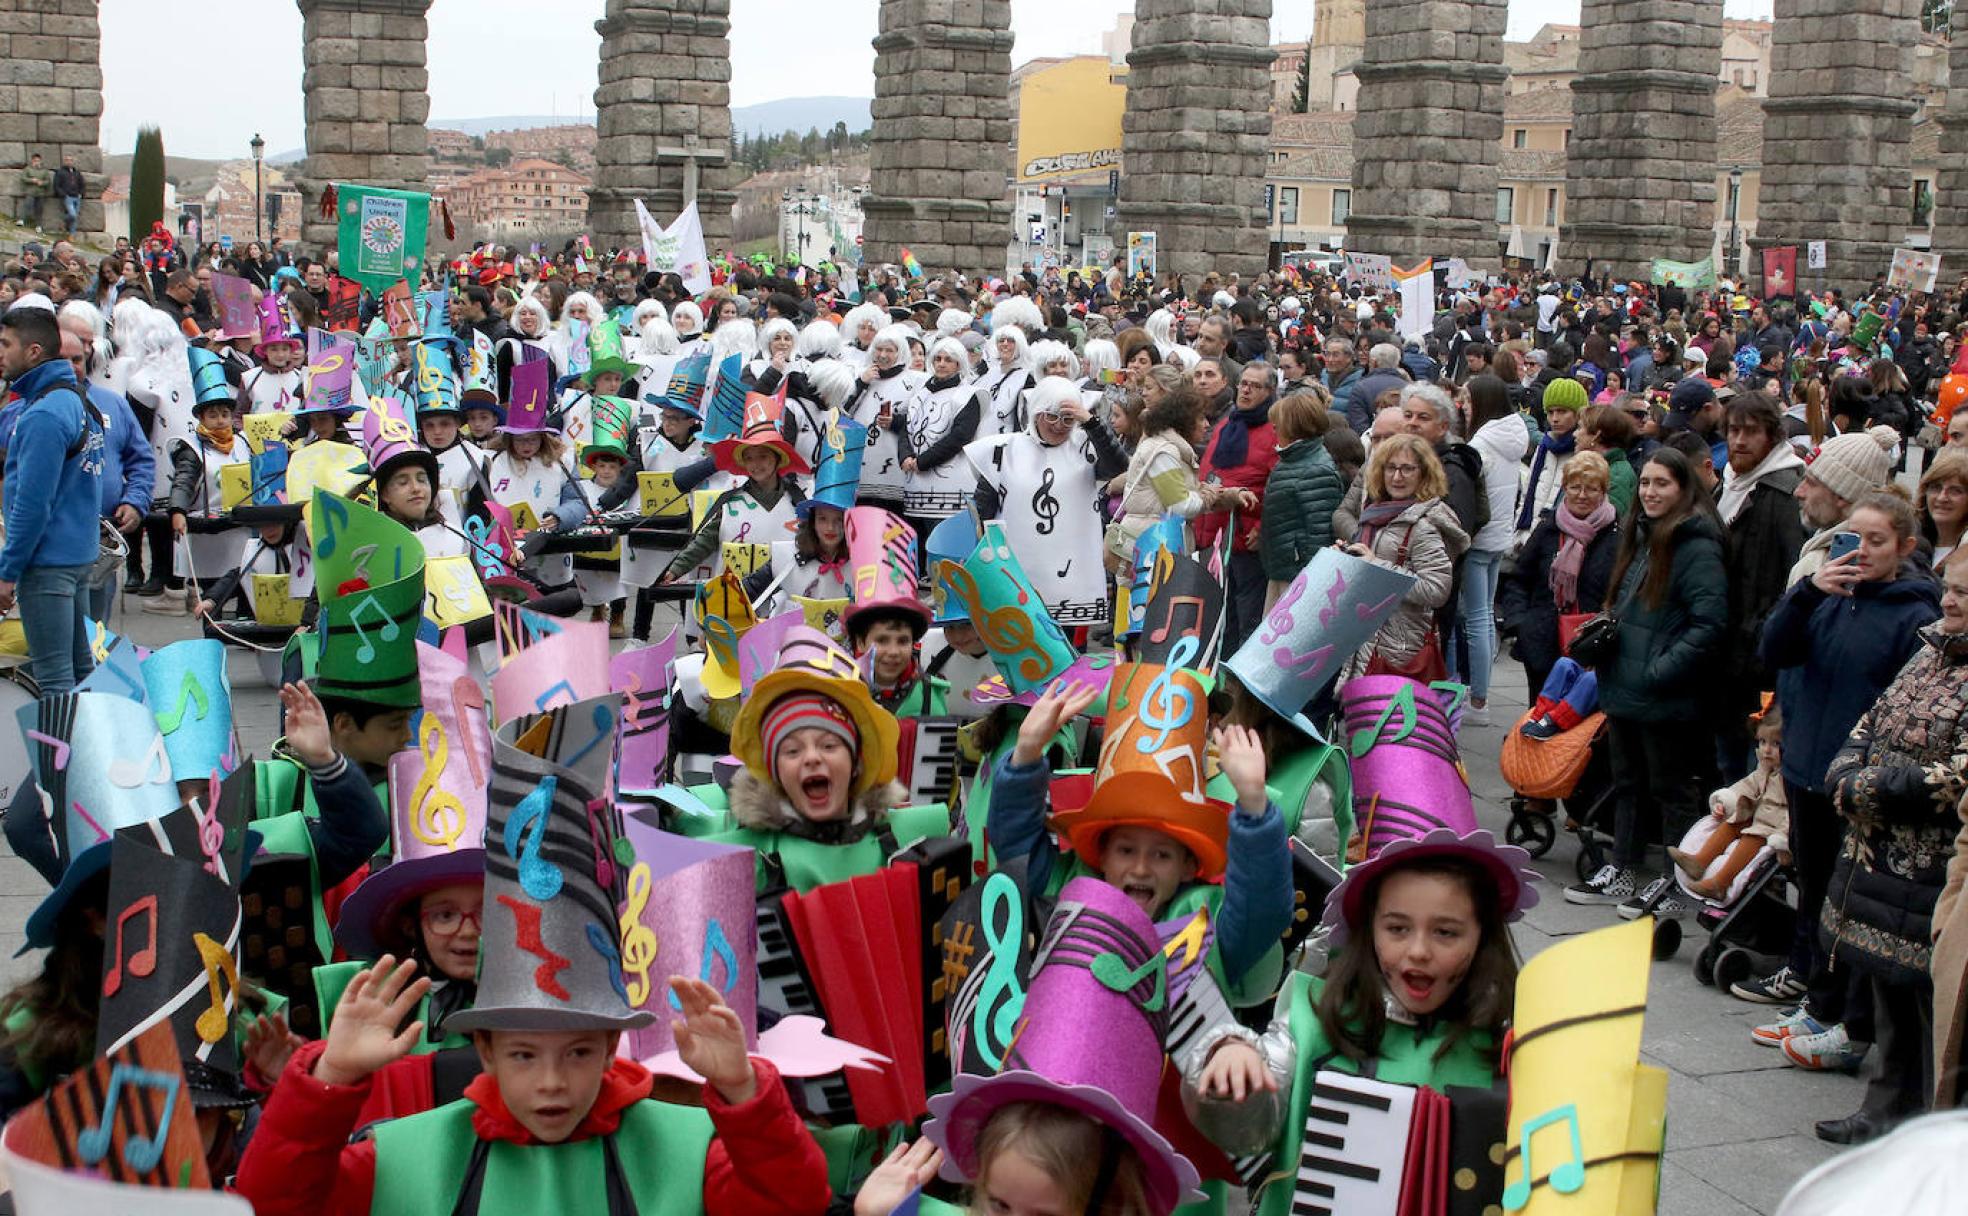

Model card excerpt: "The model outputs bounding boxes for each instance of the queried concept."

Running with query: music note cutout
[671,917,741,1010]
[618,863,657,1006]
[498,894,572,1000]
[506,776,565,900]
[1502,1103,1586,1211]
[972,874,1027,1070]
[534,679,578,712]
[586,923,630,1004]
[191,932,239,1044]
[313,494,352,559]
[76,1062,180,1174]
[107,735,171,788]
[1146,595,1206,646]
[24,730,70,770]
[1348,681,1419,759]
[154,672,208,734]
[584,796,617,890]
[346,595,402,663]
[1090,948,1169,1013]
[102,895,159,997]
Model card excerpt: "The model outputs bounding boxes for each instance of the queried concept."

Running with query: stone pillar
[1753,0,1921,293]
[1345,0,1508,265]
[295,0,432,253]
[860,0,1014,276]
[1559,2,1720,283]
[1115,0,1276,287]
[0,0,106,239]
[588,0,739,255]
[1932,6,1968,275]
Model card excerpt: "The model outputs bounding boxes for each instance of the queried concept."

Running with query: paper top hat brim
[711,433,811,477]
[333,848,486,959]
[1321,828,1541,949]
[1047,771,1231,881]
[731,664,900,799]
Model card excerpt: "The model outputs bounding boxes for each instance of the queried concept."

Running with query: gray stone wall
[1933,6,1968,278]
[1115,0,1276,288]
[1559,2,1721,283]
[0,0,106,238]
[1753,0,1921,293]
[860,0,1015,277]
[295,0,433,253]
[588,0,741,255]
[1346,0,1508,266]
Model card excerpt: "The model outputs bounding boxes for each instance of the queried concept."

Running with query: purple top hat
[924,876,1204,1215]
[1341,675,1475,857]
[498,357,557,435]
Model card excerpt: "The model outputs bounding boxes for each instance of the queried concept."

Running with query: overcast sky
[102,0,1777,159]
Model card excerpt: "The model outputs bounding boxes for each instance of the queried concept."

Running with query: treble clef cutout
[972,873,1027,1070]
[1030,466,1060,536]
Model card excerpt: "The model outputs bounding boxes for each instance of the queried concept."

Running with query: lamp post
[1727,165,1742,277]
[250,132,265,245]
[782,188,816,262]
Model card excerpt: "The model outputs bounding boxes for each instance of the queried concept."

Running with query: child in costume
[555,317,638,452]
[482,358,586,589]
[568,397,636,631]
[842,506,946,718]
[758,416,861,631]
[713,627,951,894]
[1669,703,1789,900]
[245,289,306,413]
[164,348,250,609]
[364,388,463,560]
[428,342,488,529]
[193,519,309,624]
[916,514,997,719]
[659,387,811,585]
[234,692,832,1216]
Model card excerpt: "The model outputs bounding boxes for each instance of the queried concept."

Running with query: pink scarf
[1549,499,1615,611]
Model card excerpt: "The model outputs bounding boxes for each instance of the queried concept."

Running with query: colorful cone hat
[583,396,635,467]
[610,633,678,796]
[307,490,426,708]
[447,693,652,1033]
[19,692,182,948]
[1225,547,1416,738]
[501,356,554,434]
[336,642,493,958]
[1341,676,1477,858]
[843,506,927,635]
[1119,515,1187,641]
[799,415,866,517]
[948,522,1113,706]
[650,349,712,420]
[255,290,301,353]
[694,571,758,702]
[1133,555,1225,670]
[296,328,357,416]
[361,385,438,486]
[700,352,747,443]
[731,625,902,798]
[1050,651,1231,880]
[187,347,231,408]
[415,289,455,347]
[712,383,811,476]
[924,512,980,626]
[587,316,638,380]
[459,333,498,407]
[412,339,462,418]
[925,876,1204,1216]
[140,638,237,783]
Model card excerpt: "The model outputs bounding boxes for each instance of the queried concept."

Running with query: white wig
[757,316,798,356]
[989,295,1044,335]
[671,299,704,337]
[1081,339,1120,380]
[928,335,969,371]
[936,308,973,339]
[710,317,757,362]
[631,297,668,333]
[989,323,1031,369]
[796,320,842,361]
[871,323,914,358]
[639,315,679,357]
[841,303,885,347]
[562,290,604,327]
[511,295,552,339]
[109,296,155,352]
[1777,1110,1968,1216]
[1028,339,1079,380]
[1024,375,1082,421]
[1144,309,1176,352]
[1164,345,1200,371]
[804,359,856,409]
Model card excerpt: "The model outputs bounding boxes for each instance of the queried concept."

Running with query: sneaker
[1564,864,1637,905]
[1751,1006,1824,1047]
[1782,1023,1867,1073]
[1731,965,1808,1005]
[1463,702,1490,727]
[1520,715,1562,740]
[1616,877,1687,920]
[141,588,189,616]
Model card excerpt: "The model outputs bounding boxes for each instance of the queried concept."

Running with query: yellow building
[1009,54,1127,265]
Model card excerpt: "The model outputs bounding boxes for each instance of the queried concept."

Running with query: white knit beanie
[1805,425,1898,504]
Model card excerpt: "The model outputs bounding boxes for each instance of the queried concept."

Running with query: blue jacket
[89,384,154,517]
[987,754,1292,986]
[1759,565,1941,793]
[0,360,102,582]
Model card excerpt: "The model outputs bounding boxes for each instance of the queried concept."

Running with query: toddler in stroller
[1670,704,1788,902]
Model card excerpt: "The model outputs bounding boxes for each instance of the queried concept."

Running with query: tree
[1290,48,1313,113]
[1925,0,1954,35]
[129,125,166,244]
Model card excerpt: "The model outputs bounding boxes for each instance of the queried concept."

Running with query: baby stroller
[1664,814,1798,989]
[1499,705,1617,871]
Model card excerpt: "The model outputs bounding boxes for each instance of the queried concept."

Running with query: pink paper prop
[210,273,258,341]
[610,631,678,795]
[490,618,611,726]
[1340,676,1475,858]
[736,610,802,698]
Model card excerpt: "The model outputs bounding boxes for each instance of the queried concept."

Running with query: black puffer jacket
[1496,507,1620,680]
[1822,624,1968,986]
[1595,512,1729,724]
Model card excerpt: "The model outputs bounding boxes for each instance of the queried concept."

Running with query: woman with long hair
[1335,434,1469,680]
[1565,447,1727,912]
[1457,373,1531,714]
[1108,372,1207,568]
[1921,449,1968,567]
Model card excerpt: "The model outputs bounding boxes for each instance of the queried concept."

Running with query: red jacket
[1194,411,1280,554]
[234,1040,831,1216]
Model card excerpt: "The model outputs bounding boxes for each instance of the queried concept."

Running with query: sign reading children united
[336,184,430,293]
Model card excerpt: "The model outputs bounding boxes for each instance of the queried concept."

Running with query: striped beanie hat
[761,692,858,762]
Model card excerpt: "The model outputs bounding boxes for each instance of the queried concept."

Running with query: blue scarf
[1516,430,1576,530]
[1210,396,1272,469]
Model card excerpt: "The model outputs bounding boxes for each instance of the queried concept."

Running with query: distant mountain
[426,114,594,138]
[732,97,872,138]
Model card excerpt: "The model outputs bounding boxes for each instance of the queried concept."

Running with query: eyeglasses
[1383,463,1421,476]
[420,905,483,935]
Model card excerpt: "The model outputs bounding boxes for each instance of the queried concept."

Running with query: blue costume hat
[798,416,866,518]
[645,350,712,421]
[924,512,980,626]
[187,347,232,408]
[415,290,456,348]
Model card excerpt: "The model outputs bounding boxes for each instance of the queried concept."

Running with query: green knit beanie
[1543,378,1588,412]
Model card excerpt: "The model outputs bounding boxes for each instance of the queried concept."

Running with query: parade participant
[749,315,797,382]
[761,415,862,628]
[639,365,710,475]
[968,376,1126,629]
[975,322,1035,435]
[841,507,944,718]
[162,347,250,612]
[425,343,484,528]
[364,388,460,557]
[484,358,585,589]
[670,297,707,359]
[192,518,304,623]
[838,301,885,369]
[569,396,635,629]
[290,332,363,448]
[555,317,638,452]
[245,289,306,412]
[660,387,810,585]
[462,386,503,445]
[917,514,996,719]
[901,335,985,538]
[843,324,923,513]
[715,627,951,894]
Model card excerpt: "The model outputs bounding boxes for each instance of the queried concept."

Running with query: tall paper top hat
[1121,515,1188,641]
[1133,555,1225,670]
[414,289,455,348]
[446,694,653,1034]
[611,631,678,796]
[583,396,635,467]
[500,357,555,434]
[693,571,758,702]
[924,512,979,626]
[297,328,358,416]
[799,416,867,517]
[307,491,426,708]
[1050,657,1231,880]
[97,828,253,1107]
[362,386,439,489]
[412,340,462,418]
[459,332,497,405]
[947,522,1113,707]
[731,625,901,798]
[140,638,236,783]
[1342,676,1476,858]
[187,347,231,408]
[20,692,182,948]
[700,353,747,443]
[650,349,711,420]
[337,643,493,959]
[925,876,1204,1216]
[843,506,928,636]
[712,384,811,476]
[586,317,638,381]
[256,291,301,352]
[1225,548,1416,738]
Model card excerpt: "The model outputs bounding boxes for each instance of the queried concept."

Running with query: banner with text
[335,184,430,294]
[1344,251,1394,290]
[1649,257,1716,289]
[636,199,713,295]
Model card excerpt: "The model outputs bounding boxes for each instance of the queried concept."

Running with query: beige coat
[1931,789,1968,1105]
[1707,766,1790,854]
[1340,497,1470,675]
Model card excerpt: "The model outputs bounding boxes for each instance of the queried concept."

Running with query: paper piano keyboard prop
[1288,1072,1417,1216]
[766,838,972,1127]
[895,716,967,808]
[8,1022,209,1189]
[238,858,326,1037]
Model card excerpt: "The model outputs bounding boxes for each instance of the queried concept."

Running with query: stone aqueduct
[5,0,1966,291]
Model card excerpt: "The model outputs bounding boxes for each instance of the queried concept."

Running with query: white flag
[635,199,712,296]
[1394,259,1433,341]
